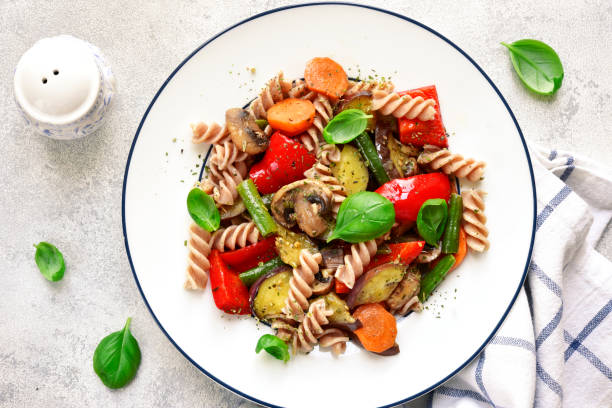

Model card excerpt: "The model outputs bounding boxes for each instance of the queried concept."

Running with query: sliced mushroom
[271,179,333,238]
[374,122,401,179]
[375,121,419,178]
[416,244,442,263]
[312,268,334,295]
[225,108,269,155]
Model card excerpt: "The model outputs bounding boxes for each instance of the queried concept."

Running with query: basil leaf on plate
[323,109,372,144]
[34,242,65,282]
[416,199,448,246]
[256,334,290,362]
[187,188,220,232]
[501,39,564,95]
[328,191,395,243]
[93,318,142,389]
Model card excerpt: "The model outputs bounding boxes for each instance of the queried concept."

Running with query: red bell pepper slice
[397,85,448,148]
[366,241,425,271]
[375,173,451,222]
[249,131,317,194]
[219,236,277,273]
[209,250,250,315]
[335,279,350,294]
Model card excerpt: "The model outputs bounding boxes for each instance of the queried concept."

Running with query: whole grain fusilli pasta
[190,122,229,145]
[287,79,316,100]
[372,90,436,121]
[184,223,212,290]
[209,221,261,252]
[209,139,248,171]
[317,143,341,166]
[271,317,297,345]
[318,328,349,355]
[300,94,333,153]
[202,161,247,206]
[248,72,292,120]
[462,190,489,252]
[295,298,332,353]
[304,163,347,214]
[418,145,485,182]
[334,240,377,289]
[283,250,323,321]
[343,80,394,99]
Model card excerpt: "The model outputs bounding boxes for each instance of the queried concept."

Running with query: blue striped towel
[430,145,612,407]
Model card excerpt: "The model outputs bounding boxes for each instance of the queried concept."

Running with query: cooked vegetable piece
[335,280,350,294]
[387,133,418,177]
[450,227,467,271]
[354,132,389,185]
[366,241,425,271]
[397,86,447,148]
[441,193,463,254]
[347,263,405,309]
[255,119,268,130]
[331,144,369,195]
[304,57,349,100]
[419,254,455,302]
[317,292,356,325]
[312,268,335,296]
[386,265,421,312]
[353,303,397,353]
[320,247,344,269]
[336,91,376,130]
[274,224,317,268]
[267,98,316,136]
[218,198,246,220]
[250,268,292,322]
[226,108,269,154]
[239,257,285,287]
[209,250,251,314]
[220,236,277,273]
[237,179,277,237]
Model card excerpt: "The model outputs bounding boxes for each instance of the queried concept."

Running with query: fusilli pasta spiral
[372,90,436,121]
[190,122,229,145]
[209,139,248,171]
[283,250,323,321]
[317,143,341,165]
[334,240,377,289]
[271,317,297,344]
[461,190,489,252]
[343,80,394,99]
[248,72,292,119]
[300,94,334,153]
[295,298,332,353]
[184,223,212,290]
[287,79,316,100]
[209,221,261,252]
[202,161,247,206]
[318,328,349,355]
[304,163,347,214]
[417,145,485,182]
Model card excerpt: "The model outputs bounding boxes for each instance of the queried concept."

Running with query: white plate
[122,4,535,407]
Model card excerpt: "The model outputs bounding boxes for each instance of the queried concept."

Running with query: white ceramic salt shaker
[14,35,115,140]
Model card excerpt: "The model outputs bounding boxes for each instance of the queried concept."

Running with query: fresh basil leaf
[416,199,448,246]
[256,334,290,362]
[323,109,372,145]
[501,39,564,95]
[34,242,65,282]
[187,188,220,232]
[328,191,395,243]
[93,318,141,389]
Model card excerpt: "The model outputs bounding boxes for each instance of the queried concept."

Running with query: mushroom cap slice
[225,108,269,155]
[270,179,334,238]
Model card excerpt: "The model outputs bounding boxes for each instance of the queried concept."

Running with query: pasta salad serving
[184,57,489,361]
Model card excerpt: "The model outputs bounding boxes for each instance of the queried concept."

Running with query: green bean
[255,119,268,130]
[354,132,390,185]
[237,179,277,237]
[441,193,463,254]
[239,257,285,287]
[419,254,455,302]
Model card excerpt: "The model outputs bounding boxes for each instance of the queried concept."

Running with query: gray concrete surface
[1,1,610,407]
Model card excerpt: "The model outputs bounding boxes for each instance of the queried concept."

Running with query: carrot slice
[267,98,315,136]
[304,57,349,101]
[353,303,397,353]
[450,227,467,271]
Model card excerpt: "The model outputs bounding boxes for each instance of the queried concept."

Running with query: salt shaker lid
[14,35,100,125]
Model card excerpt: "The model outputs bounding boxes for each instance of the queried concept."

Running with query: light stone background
[1,1,610,407]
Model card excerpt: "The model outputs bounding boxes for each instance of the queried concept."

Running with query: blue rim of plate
[122,3,537,407]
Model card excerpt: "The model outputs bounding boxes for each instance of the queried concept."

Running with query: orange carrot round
[450,227,467,271]
[267,98,315,136]
[304,57,349,101]
[353,303,397,353]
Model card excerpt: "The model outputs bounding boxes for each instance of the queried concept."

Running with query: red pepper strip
[367,241,425,271]
[209,250,250,315]
[219,236,277,273]
[335,279,350,294]
[376,173,451,222]
[249,131,317,194]
[397,85,448,148]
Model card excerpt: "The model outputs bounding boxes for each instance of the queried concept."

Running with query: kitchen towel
[430,145,612,408]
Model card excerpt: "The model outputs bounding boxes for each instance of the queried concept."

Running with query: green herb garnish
[93,318,141,389]
[323,109,372,144]
[255,334,290,362]
[416,199,448,246]
[186,188,220,232]
[34,242,65,282]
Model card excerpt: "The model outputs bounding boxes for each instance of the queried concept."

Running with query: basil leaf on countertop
[323,109,372,145]
[34,242,65,282]
[416,199,448,246]
[328,191,395,243]
[93,318,141,389]
[187,188,220,232]
[256,334,290,362]
[501,39,564,95]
